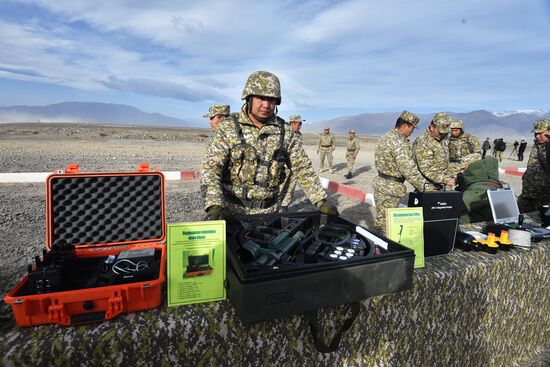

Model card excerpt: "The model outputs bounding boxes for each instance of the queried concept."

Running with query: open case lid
[487,188,520,225]
[45,164,166,250]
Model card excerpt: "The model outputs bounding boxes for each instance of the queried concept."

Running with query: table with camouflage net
[1,241,549,366]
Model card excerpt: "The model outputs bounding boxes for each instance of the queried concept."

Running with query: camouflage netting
[2,242,549,366]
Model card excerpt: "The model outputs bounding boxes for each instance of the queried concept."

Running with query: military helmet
[203,104,230,118]
[398,110,419,127]
[532,119,550,133]
[241,71,281,105]
[450,119,464,130]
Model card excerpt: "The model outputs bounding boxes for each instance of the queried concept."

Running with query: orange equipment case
[4,164,166,327]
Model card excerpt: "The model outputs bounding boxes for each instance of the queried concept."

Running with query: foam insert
[50,174,163,246]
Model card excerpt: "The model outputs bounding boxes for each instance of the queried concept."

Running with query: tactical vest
[222,114,288,206]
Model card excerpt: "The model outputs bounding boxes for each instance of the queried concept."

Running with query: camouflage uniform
[517,120,550,213]
[413,113,454,187]
[374,111,431,234]
[281,115,305,208]
[318,130,336,172]
[201,73,326,216]
[448,119,482,171]
[345,130,360,177]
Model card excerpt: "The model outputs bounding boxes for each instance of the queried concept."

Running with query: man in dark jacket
[518,140,527,161]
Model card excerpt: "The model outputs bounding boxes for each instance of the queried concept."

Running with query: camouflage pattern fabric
[241,71,281,104]
[413,129,454,186]
[345,137,360,174]
[2,241,548,366]
[281,131,303,208]
[517,142,550,212]
[448,132,482,170]
[203,104,230,118]
[318,134,336,171]
[201,108,326,215]
[374,129,430,234]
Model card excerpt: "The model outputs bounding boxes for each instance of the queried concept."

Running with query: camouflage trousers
[373,176,406,235]
[319,147,334,171]
[346,153,357,174]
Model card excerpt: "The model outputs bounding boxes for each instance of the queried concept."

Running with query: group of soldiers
[198,70,550,234]
[316,127,361,179]
[374,110,550,234]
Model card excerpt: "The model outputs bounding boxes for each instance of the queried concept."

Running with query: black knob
[83,300,95,310]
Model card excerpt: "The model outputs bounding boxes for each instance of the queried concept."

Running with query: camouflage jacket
[201,110,326,212]
[448,132,482,168]
[413,129,453,185]
[521,142,550,197]
[375,129,427,192]
[318,134,336,149]
[346,138,360,158]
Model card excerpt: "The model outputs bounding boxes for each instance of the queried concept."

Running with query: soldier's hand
[316,200,339,216]
[205,205,225,220]
[446,177,457,187]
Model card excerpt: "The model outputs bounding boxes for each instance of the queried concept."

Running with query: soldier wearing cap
[345,130,360,179]
[413,112,457,189]
[517,119,550,213]
[281,114,305,211]
[201,71,338,219]
[448,118,482,172]
[203,104,230,132]
[317,127,336,173]
[374,111,434,235]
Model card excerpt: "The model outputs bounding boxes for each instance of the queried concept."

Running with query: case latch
[105,292,125,319]
[48,298,70,325]
[65,164,80,174]
[136,163,151,172]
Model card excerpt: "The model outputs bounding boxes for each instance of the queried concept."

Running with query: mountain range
[307,110,550,140]
[0,102,192,127]
[1,101,548,139]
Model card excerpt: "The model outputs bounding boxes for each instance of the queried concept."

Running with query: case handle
[305,302,361,353]
[70,311,107,324]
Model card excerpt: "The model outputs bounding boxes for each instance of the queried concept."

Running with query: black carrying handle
[70,311,106,325]
[306,302,360,353]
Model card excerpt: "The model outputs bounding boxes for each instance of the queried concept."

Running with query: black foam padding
[50,174,163,246]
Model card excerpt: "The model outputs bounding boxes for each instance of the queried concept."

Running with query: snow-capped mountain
[491,109,550,117]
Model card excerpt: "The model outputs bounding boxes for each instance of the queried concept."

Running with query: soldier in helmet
[345,130,360,179]
[413,112,457,189]
[517,119,550,213]
[374,111,434,235]
[448,118,482,172]
[203,104,230,132]
[317,127,336,173]
[281,114,305,211]
[201,71,338,219]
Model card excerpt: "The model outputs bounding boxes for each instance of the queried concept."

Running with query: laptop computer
[486,188,550,241]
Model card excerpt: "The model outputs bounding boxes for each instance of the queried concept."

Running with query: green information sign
[167,220,226,307]
[386,207,425,268]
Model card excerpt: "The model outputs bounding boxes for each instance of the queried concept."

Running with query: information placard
[167,220,226,307]
[386,207,425,268]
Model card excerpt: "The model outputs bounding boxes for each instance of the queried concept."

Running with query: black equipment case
[225,212,415,326]
[408,190,465,257]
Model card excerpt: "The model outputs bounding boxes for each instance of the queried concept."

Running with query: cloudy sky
[0,0,549,124]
